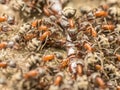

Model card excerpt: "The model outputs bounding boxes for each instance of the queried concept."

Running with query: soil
[0,0,120,90]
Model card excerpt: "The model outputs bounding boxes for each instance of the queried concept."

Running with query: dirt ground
[0,0,120,90]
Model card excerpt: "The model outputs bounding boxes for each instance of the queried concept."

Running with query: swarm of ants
[0,0,120,90]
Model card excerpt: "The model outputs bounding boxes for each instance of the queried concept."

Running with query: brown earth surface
[0,0,120,90]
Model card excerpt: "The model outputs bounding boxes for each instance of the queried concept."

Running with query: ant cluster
[0,0,120,90]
